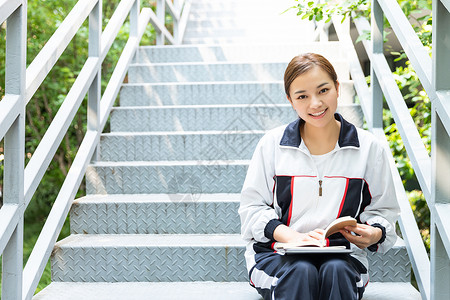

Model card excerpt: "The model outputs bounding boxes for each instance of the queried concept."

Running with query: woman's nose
[310,95,322,108]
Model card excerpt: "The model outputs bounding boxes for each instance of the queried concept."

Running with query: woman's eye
[319,88,329,94]
[297,95,307,100]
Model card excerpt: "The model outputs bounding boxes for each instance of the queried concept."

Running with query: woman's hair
[284,53,338,97]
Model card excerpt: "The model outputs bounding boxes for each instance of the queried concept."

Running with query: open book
[273,216,357,253]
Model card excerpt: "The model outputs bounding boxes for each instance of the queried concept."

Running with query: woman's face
[287,66,339,129]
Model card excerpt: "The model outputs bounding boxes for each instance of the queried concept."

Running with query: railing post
[88,0,102,162]
[173,0,180,44]
[157,0,166,45]
[1,2,26,300]
[371,0,384,129]
[431,1,450,299]
[130,0,140,38]
[319,22,329,42]
[130,0,140,63]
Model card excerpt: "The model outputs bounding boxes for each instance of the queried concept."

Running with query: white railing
[0,0,191,299]
[314,0,450,299]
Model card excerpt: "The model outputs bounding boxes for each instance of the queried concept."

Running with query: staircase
[34,0,421,299]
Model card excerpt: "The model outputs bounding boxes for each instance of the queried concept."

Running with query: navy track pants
[249,252,366,300]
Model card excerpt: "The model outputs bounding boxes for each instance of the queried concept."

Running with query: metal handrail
[154,0,191,44]
[0,0,21,24]
[24,0,136,208]
[0,94,22,141]
[350,14,432,201]
[0,0,190,299]
[0,0,26,298]
[431,1,450,299]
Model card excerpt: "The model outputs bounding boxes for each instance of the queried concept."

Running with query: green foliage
[408,190,430,251]
[286,0,370,23]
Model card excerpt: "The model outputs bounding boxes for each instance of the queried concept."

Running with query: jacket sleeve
[239,134,279,243]
[359,141,400,253]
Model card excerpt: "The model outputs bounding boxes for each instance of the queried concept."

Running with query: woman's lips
[309,108,327,119]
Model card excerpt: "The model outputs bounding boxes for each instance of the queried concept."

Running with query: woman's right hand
[273,225,324,243]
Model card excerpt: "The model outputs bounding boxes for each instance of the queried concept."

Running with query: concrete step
[127,61,350,84]
[109,104,363,132]
[33,282,421,300]
[70,194,240,234]
[134,42,345,63]
[86,160,249,195]
[99,131,264,162]
[119,80,355,106]
[51,234,247,282]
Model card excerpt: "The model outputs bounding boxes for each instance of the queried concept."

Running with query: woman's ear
[286,95,295,110]
[286,94,293,104]
[335,80,340,98]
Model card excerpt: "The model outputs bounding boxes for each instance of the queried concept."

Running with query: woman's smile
[310,108,328,118]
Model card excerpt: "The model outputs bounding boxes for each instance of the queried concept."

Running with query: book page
[324,216,357,238]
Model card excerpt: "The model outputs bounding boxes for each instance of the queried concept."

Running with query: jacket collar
[279,113,360,148]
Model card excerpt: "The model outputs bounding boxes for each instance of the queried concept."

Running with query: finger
[339,229,355,241]
[340,230,371,249]
[308,231,323,240]
[344,225,364,236]
[313,228,325,235]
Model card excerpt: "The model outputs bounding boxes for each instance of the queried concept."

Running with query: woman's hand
[273,225,325,244]
[306,228,325,240]
[339,224,382,249]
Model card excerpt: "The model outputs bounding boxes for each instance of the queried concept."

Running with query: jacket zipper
[319,180,323,197]
[295,146,337,198]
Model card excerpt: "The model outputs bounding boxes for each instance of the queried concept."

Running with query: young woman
[239,53,400,300]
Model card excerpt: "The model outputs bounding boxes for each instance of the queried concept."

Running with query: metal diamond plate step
[99,131,264,162]
[190,1,284,10]
[183,27,317,40]
[33,282,262,300]
[187,9,303,20]
[70,194,241,234]
[127,61,349,84]
[119,80,355,106]
[110,104,363,132]
[366,238,411,282]
[33,282,421,300]
[51,234,247,282]
[86,160,249,195]
[185,17,301,29]
[185,1,314,43]
[50,234,410,283]
[188,7,291,17]
[120,81,285,106]
[134,43,345,63]
[182,36,317,44]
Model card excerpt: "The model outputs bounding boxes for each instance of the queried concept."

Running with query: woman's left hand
[339,224,382,249]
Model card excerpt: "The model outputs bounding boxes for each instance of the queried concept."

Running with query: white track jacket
[239,114,400,273]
